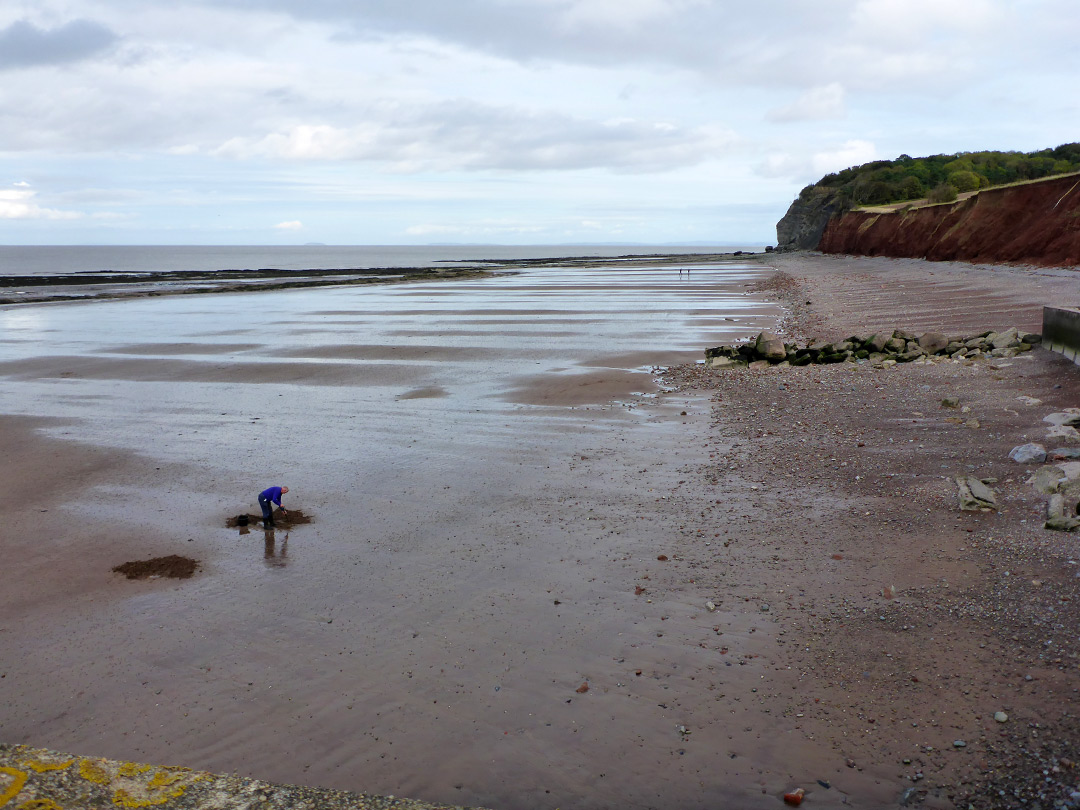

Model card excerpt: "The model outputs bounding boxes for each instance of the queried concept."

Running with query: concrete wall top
[1043,305,1080,365]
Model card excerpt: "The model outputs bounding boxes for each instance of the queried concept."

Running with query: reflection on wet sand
[263,531,288,568]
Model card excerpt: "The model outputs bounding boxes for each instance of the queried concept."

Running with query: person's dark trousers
[259,495,274,526]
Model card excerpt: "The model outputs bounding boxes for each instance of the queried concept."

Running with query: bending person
[258,485,289,528]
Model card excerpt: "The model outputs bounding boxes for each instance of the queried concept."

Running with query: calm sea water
[0,244,762,277]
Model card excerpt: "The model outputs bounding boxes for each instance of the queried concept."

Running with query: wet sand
[0,262,782,810]
[2,253,1079,809]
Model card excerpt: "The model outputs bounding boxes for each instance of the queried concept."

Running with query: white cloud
[0,18,118,70]
[757,139,879,182]
[812,139,878,176]
[405,219,545,237]
[766,83,846,123]
[850,0,1001,42]
[403,224,459,236]
[212,103,738,173]
[189,0,1021,93]
[0,184,81,220]
[559,0,706,32]
[756,153,800,180]
[274,220,303,230]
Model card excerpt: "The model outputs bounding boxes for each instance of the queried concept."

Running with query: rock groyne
[705,326,1040,368]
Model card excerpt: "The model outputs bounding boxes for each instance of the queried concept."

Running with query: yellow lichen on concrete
[112,768,198,809]
[0,767,29,808]
[73,755,203,808]
[4,748,211,810]
[2,744,490,810]
[113,785,187,808]
[148,771,187,790]
[16,799,62,810]
[77,759,110,785]
[117,763,151,779]
[20,758,73,774]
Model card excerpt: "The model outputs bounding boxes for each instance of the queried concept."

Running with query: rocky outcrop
[775,187,844,251]
[816,173,1080,266]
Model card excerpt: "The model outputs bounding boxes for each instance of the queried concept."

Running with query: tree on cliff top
[807,143,1080,209]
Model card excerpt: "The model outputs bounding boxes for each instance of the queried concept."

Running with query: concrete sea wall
[1044,305,1080,365]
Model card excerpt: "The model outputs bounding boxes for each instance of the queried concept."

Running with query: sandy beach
[2,252,1079,809]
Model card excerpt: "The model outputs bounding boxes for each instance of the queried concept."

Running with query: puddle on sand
[397,385,449,399]
[226,508,313,530]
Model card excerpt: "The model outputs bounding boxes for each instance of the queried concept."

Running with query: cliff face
[775,188,842,251]
[816,173,1080,266]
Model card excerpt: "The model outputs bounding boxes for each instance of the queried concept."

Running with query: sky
[0,0,1077,246]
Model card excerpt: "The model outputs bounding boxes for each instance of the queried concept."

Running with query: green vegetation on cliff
[800,142,1080,211]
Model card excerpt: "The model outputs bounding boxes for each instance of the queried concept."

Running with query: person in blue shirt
[258,485,289,528]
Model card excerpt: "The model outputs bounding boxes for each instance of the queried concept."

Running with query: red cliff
[818,173,1080,266]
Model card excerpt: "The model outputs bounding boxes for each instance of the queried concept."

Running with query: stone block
[917,332,949,354]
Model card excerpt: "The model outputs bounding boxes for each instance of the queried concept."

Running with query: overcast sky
[1,0,1076,245]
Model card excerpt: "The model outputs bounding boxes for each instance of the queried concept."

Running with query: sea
[0,244,764,277]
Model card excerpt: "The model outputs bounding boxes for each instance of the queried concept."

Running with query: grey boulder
[1028,466,1066,494]
[917,332,949,354]
[1046,515,1080,532]
[1043,412,1080,427]
[1047,425,1080,444]
[1009,443,1047,464]
[991,327,1019,349]
[1048,493,1066,519]
[755,332,787,361]
[866,333,889,353]
[957,477,998,511]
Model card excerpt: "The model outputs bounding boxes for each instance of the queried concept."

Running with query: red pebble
[784,788,805,806]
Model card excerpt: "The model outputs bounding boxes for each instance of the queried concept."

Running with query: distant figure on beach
[258,485,289,528]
